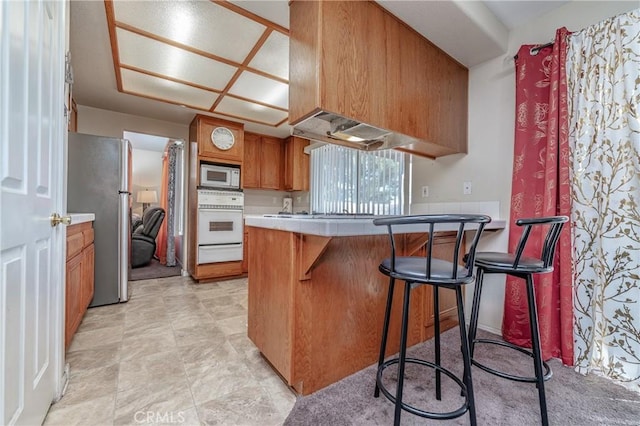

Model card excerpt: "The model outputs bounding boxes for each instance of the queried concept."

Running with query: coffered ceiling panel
[248,31,289,81]
[111,1,266,62]
[105,0,289,127]
[215,96,288,127]
[116,28,237,90]
[229,71,288,110]
[121,68,219,110]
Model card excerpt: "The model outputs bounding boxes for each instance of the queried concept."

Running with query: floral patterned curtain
[569,9,640,392]
[503,28,574,365]
[155,142,180,266]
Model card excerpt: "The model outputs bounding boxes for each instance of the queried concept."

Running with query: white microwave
[200,163,241,189]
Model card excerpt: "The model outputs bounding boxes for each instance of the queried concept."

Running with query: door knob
[50,213,72,227]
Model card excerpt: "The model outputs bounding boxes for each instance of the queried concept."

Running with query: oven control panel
[197,189,244,210]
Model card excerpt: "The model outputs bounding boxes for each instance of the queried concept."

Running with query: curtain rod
[513,41,555,60]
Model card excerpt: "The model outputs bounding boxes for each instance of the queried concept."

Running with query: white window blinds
[310,145,405,215]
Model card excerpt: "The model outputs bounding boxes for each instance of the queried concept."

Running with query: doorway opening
[124,130,186,281]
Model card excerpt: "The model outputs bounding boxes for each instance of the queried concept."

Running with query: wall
[243,189,310,215]
[77,105,188,141]
[411,1,636,333]
[131,148,163,217]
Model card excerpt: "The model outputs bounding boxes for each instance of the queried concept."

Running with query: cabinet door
[283,137,293,190]
[260,137,283,190]
[195,116,244,163]
[65,254,83,349]
[243,132,261,188]
[284,136,310,191]
[82,243,95,309]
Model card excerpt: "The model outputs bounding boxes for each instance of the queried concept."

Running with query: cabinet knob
[51,213,72,227]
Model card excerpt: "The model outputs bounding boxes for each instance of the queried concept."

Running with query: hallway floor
[44,276,296,425]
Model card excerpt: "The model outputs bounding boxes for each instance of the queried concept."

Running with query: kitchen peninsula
[245,214,505,395]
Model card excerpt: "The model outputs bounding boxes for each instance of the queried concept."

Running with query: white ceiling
[69,1,571,139]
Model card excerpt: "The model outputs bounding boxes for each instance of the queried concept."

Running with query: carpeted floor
[130,258,182,281]
[284,327,640,425]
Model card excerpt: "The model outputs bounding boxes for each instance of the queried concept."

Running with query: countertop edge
[245,215,506,237]
[68,213,95,225]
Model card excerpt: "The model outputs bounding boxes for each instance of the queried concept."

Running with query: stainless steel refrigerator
[67,132,131,307]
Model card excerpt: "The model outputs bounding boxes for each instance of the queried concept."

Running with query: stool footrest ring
[471,338,552,383]
[376,357,470,420]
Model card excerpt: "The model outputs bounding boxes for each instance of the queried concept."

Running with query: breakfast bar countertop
[244,214,506,237]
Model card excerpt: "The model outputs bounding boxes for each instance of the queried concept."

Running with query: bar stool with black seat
[373,214,491,426]
[467,216,568,426]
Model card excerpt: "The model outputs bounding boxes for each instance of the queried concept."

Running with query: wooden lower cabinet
[65,221,95,350]
[420,233,461,335]
[242,229,249,273]
[247,227,461,395]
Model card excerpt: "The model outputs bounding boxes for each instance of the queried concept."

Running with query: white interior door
[1,1,66,425]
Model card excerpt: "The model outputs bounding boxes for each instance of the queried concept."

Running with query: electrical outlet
[463,181,472,195]
[272,197,277,204]
[421,186,429,198]
[296,196,302,203]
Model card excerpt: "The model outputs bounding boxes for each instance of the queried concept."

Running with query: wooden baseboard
[191,261,244,282]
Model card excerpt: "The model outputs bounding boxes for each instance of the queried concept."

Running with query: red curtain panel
[503,27,574,365]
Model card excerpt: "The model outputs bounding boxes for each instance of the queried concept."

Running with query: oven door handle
[199,242,243,248]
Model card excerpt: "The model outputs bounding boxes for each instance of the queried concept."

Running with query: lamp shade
[137,189,158,204]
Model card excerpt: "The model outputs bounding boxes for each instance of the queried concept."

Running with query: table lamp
[137,189,157,213]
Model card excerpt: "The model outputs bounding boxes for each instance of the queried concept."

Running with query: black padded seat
[373,214,491,426]
[380,258,475,286]
[467,215,568,426]
[474,252,546,272]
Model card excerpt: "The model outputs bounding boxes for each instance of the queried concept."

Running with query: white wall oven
[200,163,240,189]
[197,189,244,264]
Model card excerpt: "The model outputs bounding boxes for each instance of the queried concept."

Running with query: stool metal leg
[375,277,396,398]
[456,287,477,426]
[394,281,412,426]
[468,267,485,358]
[434,286,442,401]
[525,274,549,426]
[465,267,484,391]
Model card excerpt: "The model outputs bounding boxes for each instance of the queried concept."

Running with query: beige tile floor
[44,276,296,426]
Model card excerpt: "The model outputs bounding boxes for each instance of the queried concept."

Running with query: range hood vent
[292,111,419,151]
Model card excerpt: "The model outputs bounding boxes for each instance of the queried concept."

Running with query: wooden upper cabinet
[243,132,261,188]
[243,132,283,190]
[289,0,468,158]
[284,136,310,191]
[190,115,244,164]
[260,136,283,190]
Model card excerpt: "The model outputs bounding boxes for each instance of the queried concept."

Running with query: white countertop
[245,214,506,237]
[68,213,95,225]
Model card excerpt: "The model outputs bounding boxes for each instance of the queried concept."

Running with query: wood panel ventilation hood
[288,0,469,158]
